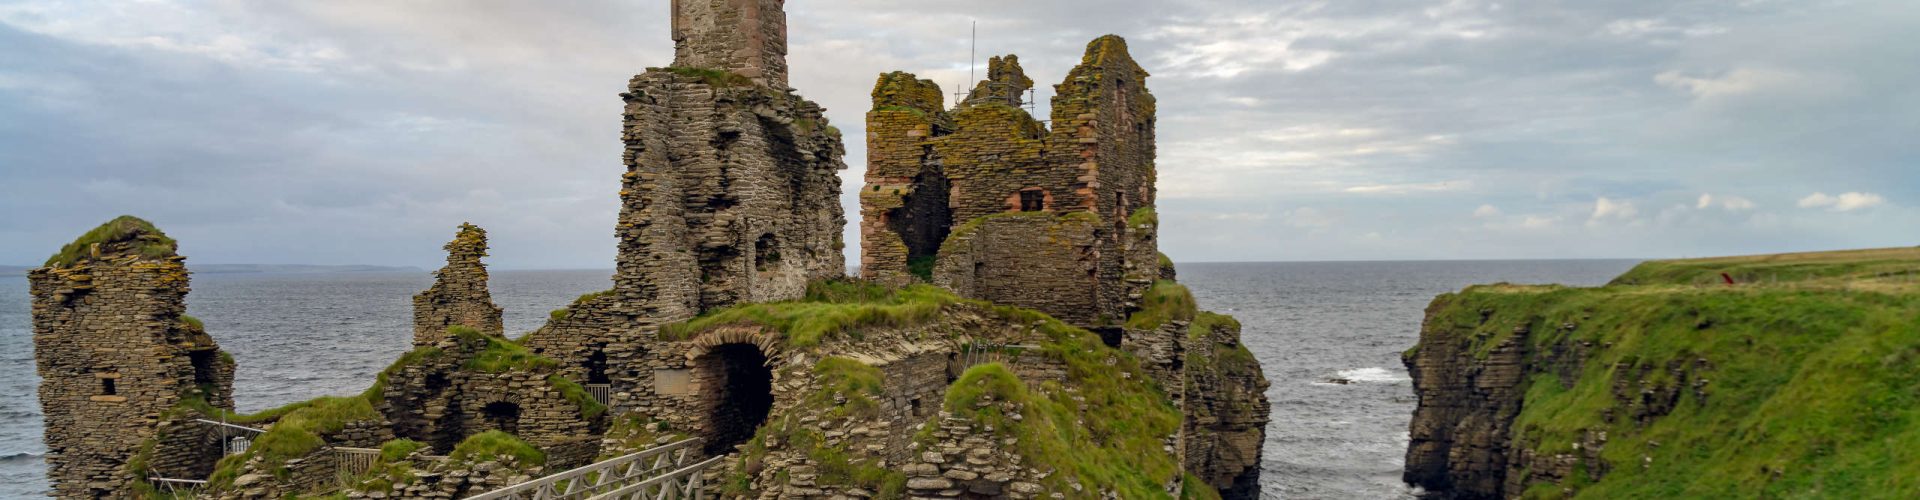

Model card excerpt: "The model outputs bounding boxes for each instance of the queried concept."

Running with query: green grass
[207,396,379,488]
[1182,472,1224,500]
[1187,311,1253,373]
[937,358,1183,498]
[906,255,936,281]
[1421,279,1920,497]
[379,439,426,462]
[873,105,930,118]
[664,66,754,87]
[659,280,960,347]
[548,375,608,420]
[1129,207,1158,227]
[451,326,558,373]
[550,289,613,321]
[45,215,177,267]
[449,430,546,466]
[364,345,445,401]
[1127,280,1196,330]
[1610,247,1920,286]
[180,315,205,331]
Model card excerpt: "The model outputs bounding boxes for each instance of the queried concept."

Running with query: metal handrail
[582,456,724,500]
[467,437,703,500]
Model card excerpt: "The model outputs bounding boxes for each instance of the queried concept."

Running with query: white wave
[1334,367,1410,383]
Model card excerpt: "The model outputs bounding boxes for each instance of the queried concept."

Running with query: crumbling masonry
[412,223,504,345]
[31,2,1271,498]
[860,40,1161,330]
[31,217,236,499]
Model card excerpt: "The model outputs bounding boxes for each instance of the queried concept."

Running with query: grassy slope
[1610,246,1920,286]
[691,280,1190,498]
[1423,250,1920,498]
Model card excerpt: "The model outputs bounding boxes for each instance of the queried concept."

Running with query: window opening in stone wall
[1093,327,1123,349]
[1020,190,1046,212]
[482,401,521,435]
[189,350,218,386]
[99,377,117,396]
[700,343,774,456]
[585,349,611,384]
[754,233,780,271]
[909,396,923,417]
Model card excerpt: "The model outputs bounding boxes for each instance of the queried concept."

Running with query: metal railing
[147,477,206,497]
[467,438,705,500]
[583,456,723,500]
[584,384,612,406]
[959,342,1040,370]
[334,447,382,486]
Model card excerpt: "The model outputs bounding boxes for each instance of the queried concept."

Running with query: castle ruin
[31,2,1268,499]
[860,40,1162,332]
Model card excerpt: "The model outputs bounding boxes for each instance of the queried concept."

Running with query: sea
[0,260,1638,498]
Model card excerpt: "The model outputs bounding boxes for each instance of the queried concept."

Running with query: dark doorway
[585,349,611,384]
[700,344,774,456]
[482,401,521,435]
[886,170,953,281]
[1092,327,1124,349]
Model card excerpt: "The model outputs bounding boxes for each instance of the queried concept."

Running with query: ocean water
[0,260,1636,498]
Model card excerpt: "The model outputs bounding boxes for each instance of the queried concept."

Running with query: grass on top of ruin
[202,395,380,490]
[725,356,903,496]
[44,215,177,268]
[448,430,547,467]
[659,280,961,347]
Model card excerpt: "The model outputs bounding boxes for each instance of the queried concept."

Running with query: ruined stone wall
[377,333,600,460]
[614,67,846,327]
[933,213,1107,326]
[31,218,235,499]
[412,223,504,345]
[671,0,789,88]
[214,419,394,500]
[902,410,1048,498]
[861,36,1161,327]
[861,73,951,286]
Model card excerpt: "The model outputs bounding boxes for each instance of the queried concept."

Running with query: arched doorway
[695,343,774,456]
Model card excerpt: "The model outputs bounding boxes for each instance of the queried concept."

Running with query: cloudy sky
[1,0,1913,269]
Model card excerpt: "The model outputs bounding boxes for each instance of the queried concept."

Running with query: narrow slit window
[100,378,117,396]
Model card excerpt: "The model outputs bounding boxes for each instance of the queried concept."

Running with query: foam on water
[0,261,1636,498]
[1337,367,1412,383]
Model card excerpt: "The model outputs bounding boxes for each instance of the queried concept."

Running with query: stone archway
[690,342,775,456]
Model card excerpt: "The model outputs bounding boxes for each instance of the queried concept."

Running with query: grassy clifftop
[1610,246,1920,286]
[1410,248,1920,498]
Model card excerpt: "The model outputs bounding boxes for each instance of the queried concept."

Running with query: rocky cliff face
[1404,249,1920,499]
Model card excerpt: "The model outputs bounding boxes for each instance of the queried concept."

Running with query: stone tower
[860,36,1161,328]
[521,0,845,415]
[610,0,845,327]
[31,216,234,499]
[412,223,504,345]
[671,0,789,88]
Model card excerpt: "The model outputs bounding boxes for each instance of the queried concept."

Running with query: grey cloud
[0,0,1913,268]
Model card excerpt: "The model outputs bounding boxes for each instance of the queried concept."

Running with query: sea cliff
[1404,248,1920,498]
